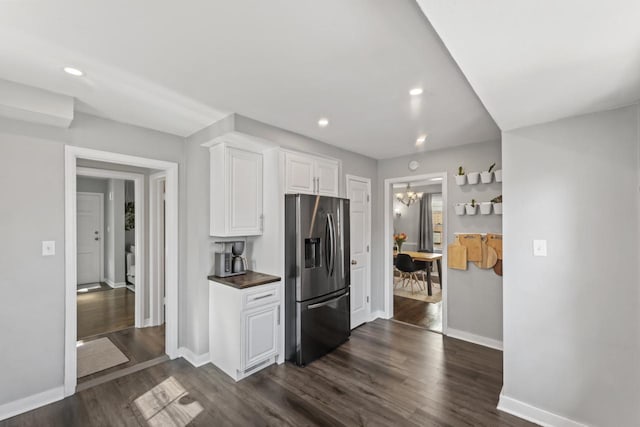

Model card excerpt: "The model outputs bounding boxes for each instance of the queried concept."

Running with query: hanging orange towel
[458,234,482,262]
[447,237,467,270]
[487,233,503,260]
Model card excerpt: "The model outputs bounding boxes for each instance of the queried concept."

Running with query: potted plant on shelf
[465,199,478,215]
[454,203,466,215]
[480,201,492,215]
[455,166,466,186]
[394,232,407,253]
[481,163,496,184]
[492,195,503,215]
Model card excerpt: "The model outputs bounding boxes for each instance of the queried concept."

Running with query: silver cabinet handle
[249,292,275,301]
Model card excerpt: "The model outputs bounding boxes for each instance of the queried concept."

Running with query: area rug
[77,337,129,378]
[394,276,442,303]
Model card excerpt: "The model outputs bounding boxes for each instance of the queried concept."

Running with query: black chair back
[396,253,418,273]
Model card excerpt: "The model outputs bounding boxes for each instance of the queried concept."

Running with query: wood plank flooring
[393,296,442,332]
[2,320,533,427]
[77,287,135,339]
[78,325,166,384]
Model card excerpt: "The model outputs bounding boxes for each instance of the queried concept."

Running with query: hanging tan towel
[447,237,467,270]
[487,233,503,260]
[473,237,498,269]
[458,234,482,262]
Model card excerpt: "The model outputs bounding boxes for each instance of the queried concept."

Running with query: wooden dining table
[393,251,443,296]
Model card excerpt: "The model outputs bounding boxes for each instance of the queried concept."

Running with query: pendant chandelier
[395,183,423,207]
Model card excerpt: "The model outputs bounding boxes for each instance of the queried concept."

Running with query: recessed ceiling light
[416,134,427,145]
[409,87,423,96]
[63,66,84,77]
[318,118,329,128]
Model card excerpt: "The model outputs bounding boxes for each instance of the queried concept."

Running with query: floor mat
[77,337,129,378]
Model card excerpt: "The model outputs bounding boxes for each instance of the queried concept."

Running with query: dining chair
[395,254,424,294]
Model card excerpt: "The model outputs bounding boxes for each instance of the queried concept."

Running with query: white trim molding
[178,347,211,368]
[498,393,587,427]
[369,310,387,322]
[446,328,503,351]
[0,386,64,422]
[104,279,126,288]
[64,146,180,399]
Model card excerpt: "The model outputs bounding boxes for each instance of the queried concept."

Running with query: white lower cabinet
[242,304,279,370]
[209,280,281,381]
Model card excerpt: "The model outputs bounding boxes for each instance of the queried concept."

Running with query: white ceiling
[0,0,499,159]
[416,0,640,130]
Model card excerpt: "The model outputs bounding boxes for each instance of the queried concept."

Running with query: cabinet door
[285,152,315,194]
[315,158,340,196]
[242,304,279,370]
[227,147,263,235]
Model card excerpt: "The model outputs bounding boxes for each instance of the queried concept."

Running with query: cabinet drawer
[242,284,280,309]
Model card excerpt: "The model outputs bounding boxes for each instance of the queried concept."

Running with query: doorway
[384,173,448,334]
[346,175,372,329]
[64,146,179,396]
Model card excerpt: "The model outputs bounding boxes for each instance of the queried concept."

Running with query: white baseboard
[104,279,126,288]
[0,386,64,421]
[369,310,387,321]
[498,392,586,427]
[446,328,503,350]
[178,347,210,368]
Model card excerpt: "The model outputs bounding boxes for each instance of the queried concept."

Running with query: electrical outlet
[42,241,56,256]
[533,240,547,257]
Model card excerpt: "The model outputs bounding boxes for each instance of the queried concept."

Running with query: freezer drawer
[294,289,350,366]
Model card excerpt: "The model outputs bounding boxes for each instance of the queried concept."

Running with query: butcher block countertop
[208,271,281,289]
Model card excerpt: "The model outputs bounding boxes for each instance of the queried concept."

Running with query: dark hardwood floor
[2,320,533,427]
[393,296,442,332]
[77,286,135,339]
[78,325,166,384]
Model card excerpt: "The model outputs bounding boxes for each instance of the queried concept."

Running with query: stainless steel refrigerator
[285,194,350,366]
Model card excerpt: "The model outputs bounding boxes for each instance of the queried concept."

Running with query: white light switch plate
[533,240,547,257]
[42,241,56,256]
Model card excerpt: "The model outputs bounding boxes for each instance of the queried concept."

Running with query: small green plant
[491,195,502,204]
[488,163,496,173]
[457,166,465,176]
[470,199,476,207]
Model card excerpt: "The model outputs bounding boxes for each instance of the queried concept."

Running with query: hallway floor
[77,286,135,339]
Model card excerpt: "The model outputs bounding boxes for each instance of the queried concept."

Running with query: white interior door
[77,192,103,285]
[347,176,371,329]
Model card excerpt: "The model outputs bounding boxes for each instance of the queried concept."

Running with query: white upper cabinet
[210,144,263,236]
[284,152,315,194]
[284,151,340,197]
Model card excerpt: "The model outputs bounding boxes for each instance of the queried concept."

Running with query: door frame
[383,172,448,335]
[64,146,179,397]
[76,167,145,328]
[345,174,372,326]
[76,192,104,285]
[149,171,166,326]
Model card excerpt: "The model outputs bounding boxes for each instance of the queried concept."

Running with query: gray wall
[502,104,640,426]
[106,179,126,284]
[378,140,503,341]
[0,112,184,407]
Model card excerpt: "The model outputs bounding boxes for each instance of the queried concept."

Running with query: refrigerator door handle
[307,291,349,310]
[327,213,336,277]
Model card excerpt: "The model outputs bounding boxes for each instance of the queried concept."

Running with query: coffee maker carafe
[231,241,247,275]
